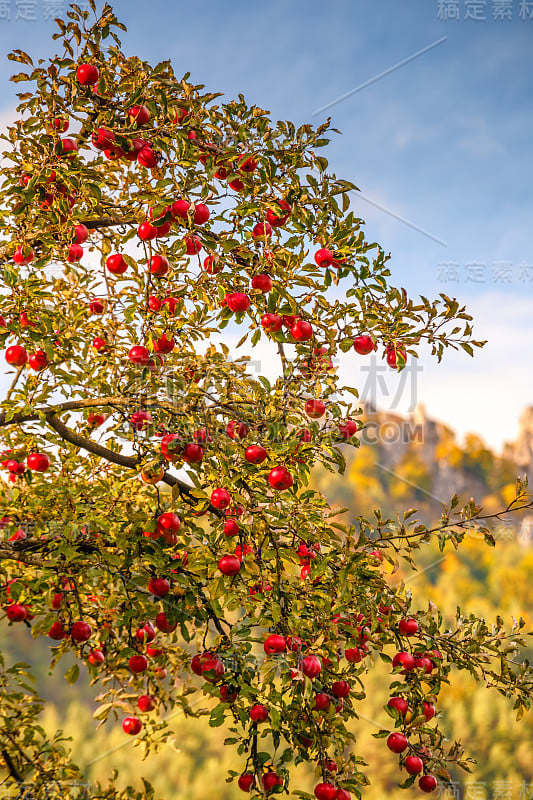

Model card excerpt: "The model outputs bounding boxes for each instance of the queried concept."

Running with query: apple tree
[0,4,531,799]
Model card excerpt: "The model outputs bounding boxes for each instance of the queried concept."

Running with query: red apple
[122,716,142,735]
[301,655,322,679]
[106,254,128,275]
[5,345,28,367]
[26,453,50,472]
[252,221,272,239]
[6,603,27,622]
[148,578,170,597]
[48,620,67,640]
[387,696,409,716]
[405,756,423,775]
[129,654,148,674]
[227,420,249,440]
[261,313,282,333]
[251,273,273,292]
[314,783,338,800]
[137,694,156,712]
[331,680,350,698]
[264,634,286,654]
[138,221,158,241]
[128,345,150,365]
[226,292,250,312]
[313,692,331,711]
[387,732,408,753]
[88,648,105,665]
[218,555,241,576]
[290,319,313,342]
[353,335,375,355]
[153,334,175,354]
[128,104,150,125]
[386,344,406,370]
[77,63,99,86]
[392,651,416,672]
[13,245,35,265]
[156,512,181,533]
[338,420,359,439]
[423,702,436,721]
[184,234,202,255]
[305,399,326,419]
[224,519,240,537]
[249,703,269,723]
[262,772,282,793]
[137,146,158,168]
[28,350,48,371]
[268,465,293,490]
[155,611,177,633]
[150,255,169,277]
[238,773,255,792]
[244,445,267,464]
[314,248,333,267]
[71,621,92,642]
[211,488,231,510]
[399,618,419,636]
[266,199,291,227]
[193,203,210,225]
[419,776,438,793]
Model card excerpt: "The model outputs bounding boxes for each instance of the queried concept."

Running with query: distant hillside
[312,403,533,544]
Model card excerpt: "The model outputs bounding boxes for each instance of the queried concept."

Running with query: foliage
[0,4,531,799]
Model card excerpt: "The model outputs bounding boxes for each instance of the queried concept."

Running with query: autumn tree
[0,4,531,799]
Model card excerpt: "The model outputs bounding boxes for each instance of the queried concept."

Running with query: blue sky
[0,0,532,449]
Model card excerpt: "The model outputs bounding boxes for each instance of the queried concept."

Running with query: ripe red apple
[314,248,333,267]
[182,443,203,464]
[6,603,27,622]
[251,273,273,293]
[414,656,434,674]
[201,656,225,682]
[301,655,322,679]
[399,618,419,636]
[5,345,28,367]
[122,716,142,735]
[290,319,313,342]
[262,772,282,793]
[13,245,35,265]
[89,299,105,314]
[136,622,156,643]
[106,253,128,275]
[193,203,210,225]
[128,345,150,365]
[128,654,148,674]
[386,343,406,370]
[314,783,338,800]
[156,511,181,533]
[49,620,67,640]
[405,755,423,775]
[148,578,170,597]
[336,789,350,800]
[73,223,89,244]
[203,253,222,274]
[268,465,293,490]
[137,221,158,241]
[56,138,78,159]
[226,292,251,312]
[313,692,331,711]
[252,221,272,239]
[160,434,182,462]
[71,621,92,642]
[184,234,202,255]
[238,773,255,792]
[130,411,152,431]
[219,683,239,703]
[92,337,109,353]
[171,198,190,219]
[387,696,409,716]
[28,350,48,371]
[305,399,326,419]
[137,146,158,168]
[249,703,269,723]
[419,776,437,793]
[147,642,164,657]
[211,488,231,510]
[423,701,436,721]
[92,127,115,150]
[150,255,169,277]
[128,104,150,125]
[353,334,375,355]
[331,680,350,698]
[261,313,282,333]
[88,648,105,665]
[224,519,240,537]
[338,420,359,439]
[153,334,175,354]
[345,647,365,663]
[392,651,416,672]
[218,555,241,576]
[155,611,177,633]
[264,634,286,654]
[244,445,267,464]
[387,732,408,753]
[137,694,156,712]
[67,243,83,262]
[77,63,99,85]
[26,453,50,472]
[88,412,106,427]
[227,420,249,440]
[266,199,291,227]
